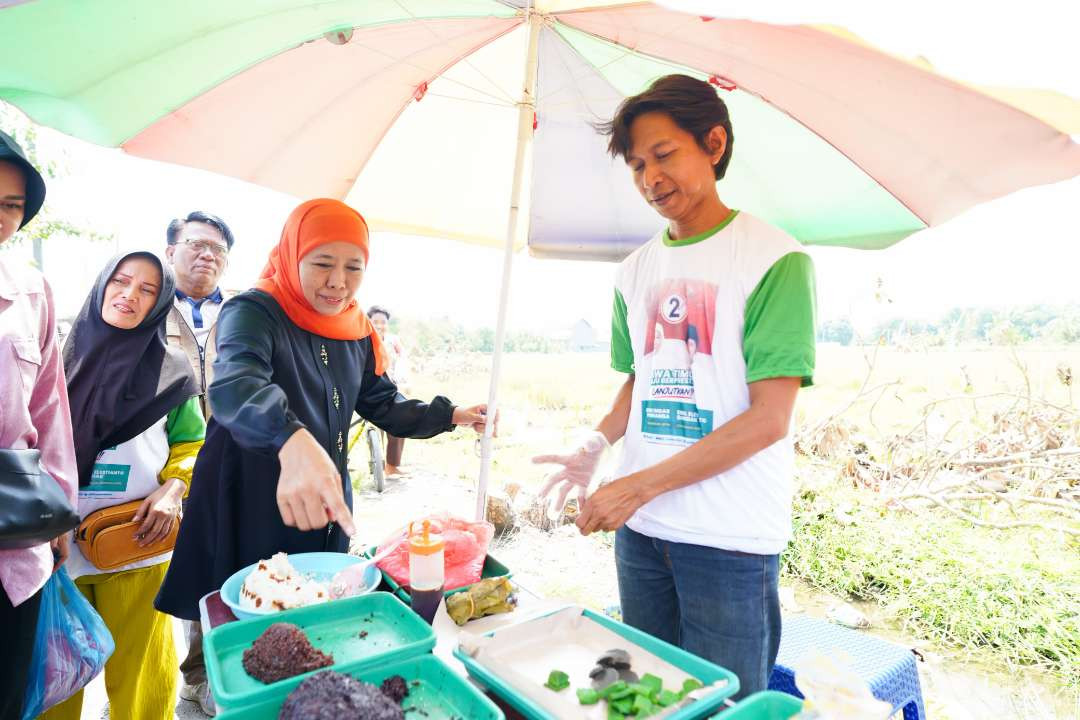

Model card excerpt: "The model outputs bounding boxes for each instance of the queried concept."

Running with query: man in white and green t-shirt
[535,75,815,699]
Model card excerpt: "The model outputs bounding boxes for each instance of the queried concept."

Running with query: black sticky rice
[278,670,404,720]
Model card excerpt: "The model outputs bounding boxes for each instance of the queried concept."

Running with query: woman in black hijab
[44,252,205,720]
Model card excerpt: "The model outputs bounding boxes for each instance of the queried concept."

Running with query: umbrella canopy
[4,1,1079,520]
[3,0,1078,262]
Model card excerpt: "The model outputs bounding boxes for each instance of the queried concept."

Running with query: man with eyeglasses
[165,211,234,421]
[163,210,233,716]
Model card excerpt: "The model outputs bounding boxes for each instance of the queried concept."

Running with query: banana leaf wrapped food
[446,576,516,626]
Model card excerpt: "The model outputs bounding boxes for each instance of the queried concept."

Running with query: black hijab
[63,252,199,487]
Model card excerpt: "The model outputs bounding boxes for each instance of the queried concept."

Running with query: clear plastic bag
[22,568,114,719]
[376,513,494,591]
[793,650,892,720]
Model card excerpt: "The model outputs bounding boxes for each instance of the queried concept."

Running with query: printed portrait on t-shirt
[637,278,720,446]
[643,278,717,357]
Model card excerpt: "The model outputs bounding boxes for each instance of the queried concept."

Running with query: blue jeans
[615,526,781,700]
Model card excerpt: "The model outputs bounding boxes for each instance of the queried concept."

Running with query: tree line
[819,304,1080,346]
[394,316,563,356]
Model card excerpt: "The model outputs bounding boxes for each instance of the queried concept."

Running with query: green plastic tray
[365,545,511,605]
[216,654,505,720]
[712,691,803,718]
[205,591,435,710]
[453,606,739,720]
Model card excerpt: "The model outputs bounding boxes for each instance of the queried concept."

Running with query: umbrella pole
[475,10,542,522]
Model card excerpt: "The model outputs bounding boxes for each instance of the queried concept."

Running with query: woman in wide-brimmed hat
[0,129,74,720]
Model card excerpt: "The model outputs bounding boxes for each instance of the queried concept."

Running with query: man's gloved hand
[532,430,610,513]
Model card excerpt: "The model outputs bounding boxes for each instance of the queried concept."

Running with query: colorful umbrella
[4,0,1078,516]
[4,1,1079,256]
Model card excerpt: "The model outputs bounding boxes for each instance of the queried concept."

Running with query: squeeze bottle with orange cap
[408,520,444,624]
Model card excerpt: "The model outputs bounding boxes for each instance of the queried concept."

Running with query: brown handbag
[75,499,179,571]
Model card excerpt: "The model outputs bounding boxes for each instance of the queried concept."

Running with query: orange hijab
[255,198,386,375]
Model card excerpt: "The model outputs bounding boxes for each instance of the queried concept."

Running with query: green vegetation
[785,480,1078,684]
[820,304,1080,347]
[395,315,564,356]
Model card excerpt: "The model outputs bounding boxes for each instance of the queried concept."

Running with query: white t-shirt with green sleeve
[610,210,816,555]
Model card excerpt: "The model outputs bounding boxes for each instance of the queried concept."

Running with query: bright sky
[657,0,1080,97]
[5,1,1079,336]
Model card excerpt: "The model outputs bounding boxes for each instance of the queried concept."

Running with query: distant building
[545,319,609,352]
[569,319,597,351]
[569,319,609,352]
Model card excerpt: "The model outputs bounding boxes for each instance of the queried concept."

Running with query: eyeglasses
[179,239,229,258]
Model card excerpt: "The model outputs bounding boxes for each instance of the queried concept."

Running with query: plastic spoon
[329,543,398,599]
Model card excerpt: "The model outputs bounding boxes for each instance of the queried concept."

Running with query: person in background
[0,129,79,720]
[42,252,204,720]
[367,304,411,476]
[165,210,235,419]
[163,210,234,716]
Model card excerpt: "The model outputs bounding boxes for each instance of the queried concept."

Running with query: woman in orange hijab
[156,199,491,629]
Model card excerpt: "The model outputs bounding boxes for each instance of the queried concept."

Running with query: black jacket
[157,290,455,620]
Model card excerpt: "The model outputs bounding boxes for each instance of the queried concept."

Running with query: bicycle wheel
[347,415,366,454]
[365,425,385,493]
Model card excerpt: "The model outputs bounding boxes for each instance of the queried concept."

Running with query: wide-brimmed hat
[0,129,46,229]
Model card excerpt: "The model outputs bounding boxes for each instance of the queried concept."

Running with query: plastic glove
[532,430,610,513]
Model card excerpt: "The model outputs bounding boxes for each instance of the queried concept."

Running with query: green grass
[785,479,1079,684]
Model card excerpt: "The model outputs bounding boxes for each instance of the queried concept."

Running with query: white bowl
[220,552,380,621]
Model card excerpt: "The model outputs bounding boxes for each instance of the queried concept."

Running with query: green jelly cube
[544,670,570,691]
[633,693,656,717]
[576,688,600,705]
[600,681,629,699]
[640,673,663,697]
[657,689,681,707]
[680,677,704,697]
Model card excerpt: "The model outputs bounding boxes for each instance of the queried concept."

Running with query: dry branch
[799,355,1079,537]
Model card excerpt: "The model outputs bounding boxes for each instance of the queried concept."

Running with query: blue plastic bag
[22,567,114,720]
